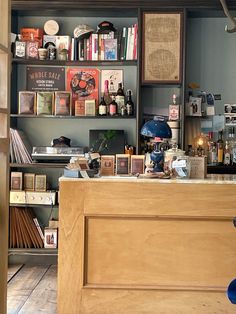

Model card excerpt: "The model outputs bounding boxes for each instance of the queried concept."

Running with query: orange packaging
[20,28,44,47]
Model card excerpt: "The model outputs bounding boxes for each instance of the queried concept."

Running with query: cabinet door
[0,0,10,313]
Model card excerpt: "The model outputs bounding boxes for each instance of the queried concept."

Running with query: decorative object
[142,12,183,84]
[141,116,172,172]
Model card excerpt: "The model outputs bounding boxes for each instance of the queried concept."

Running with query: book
[120,27,127,60]
[36,91,54,115]
[75,100,85,116]
[85,99,96,116]
[104,38,117,60]
[10,128,33,164]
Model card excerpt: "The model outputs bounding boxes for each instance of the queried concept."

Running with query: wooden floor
[7,264,57,314]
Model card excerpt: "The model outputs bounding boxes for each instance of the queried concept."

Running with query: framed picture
[142,12,183,84]
[100,69,123,95]
[100,155,115,176]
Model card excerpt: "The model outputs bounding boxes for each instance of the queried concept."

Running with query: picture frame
[100,69,123,96]
[100,155,115,176]
[142,11,183,84]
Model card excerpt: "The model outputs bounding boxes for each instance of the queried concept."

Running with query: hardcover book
[104,38,117,60]
[36,91,54,115]
[116,154,130,175]
[18,91,36,115]
[54,91,71,116]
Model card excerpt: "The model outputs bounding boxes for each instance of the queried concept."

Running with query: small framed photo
[186,97,202,116]
[44,227,58,248]
[54,91,71,116]
[77,158,89,171]
[23,173,35,191]
[131,155,145,175]
[35,174,47,192]
[100,155,115,176]
[36,91,54,115]
[18,91,36,114]
[11,172,23,190]
[116,154,130,175]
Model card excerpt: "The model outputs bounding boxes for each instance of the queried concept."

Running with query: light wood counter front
[58,177,236,313]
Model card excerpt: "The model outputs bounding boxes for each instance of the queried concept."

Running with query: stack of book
[10,128,32,163]
[71,24,138,61]
[9,206,44,248]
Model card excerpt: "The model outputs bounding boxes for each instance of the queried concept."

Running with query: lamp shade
[140,116,172,139]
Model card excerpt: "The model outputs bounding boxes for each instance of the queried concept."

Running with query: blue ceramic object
[140,116,172,139]
[227,278,236,304]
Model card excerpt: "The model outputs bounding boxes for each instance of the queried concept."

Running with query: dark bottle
[217,130,224,164]
[109,96,118,116]
[115,82,125,114]
[98,96,107,116]
[126,89,134,116]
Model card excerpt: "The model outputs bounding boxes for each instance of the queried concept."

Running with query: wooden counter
[58,176,236,313]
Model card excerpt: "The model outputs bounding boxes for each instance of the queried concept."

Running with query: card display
[131,155,145,174]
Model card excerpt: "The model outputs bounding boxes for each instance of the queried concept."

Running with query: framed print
[142,12,183,84]
[100,69,123,95]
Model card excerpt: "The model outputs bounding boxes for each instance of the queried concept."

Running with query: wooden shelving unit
[0,0,10,312]
[10,162,67,168]
[10,114,136,119]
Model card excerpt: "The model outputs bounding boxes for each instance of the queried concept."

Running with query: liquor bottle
[98,96,107,116]
[108,96,118,116]
[26,33,39,59]
[115,82,125,114]
[206,131,213,164]
[169,93,179,121]
[224,141,231,165]
[217,130,224,164]
[210,142,218,164]
[15,34,26,59]
[103,80,112,106]
[125,89,134,116]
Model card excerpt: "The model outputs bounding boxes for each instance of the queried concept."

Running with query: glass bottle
[109,96,118,116]
[98,96,107,116]
[217,130,224,164]
[224,141,231,165]
[115,82,125,114]
[15,34,26,59]
[103,80,112,107]
[125,89,134,116]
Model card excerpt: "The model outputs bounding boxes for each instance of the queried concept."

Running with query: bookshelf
[0,0,10,312]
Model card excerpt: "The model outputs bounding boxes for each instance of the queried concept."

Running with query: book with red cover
[66,68,99,114]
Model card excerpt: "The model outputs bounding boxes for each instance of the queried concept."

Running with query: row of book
[10,128,32,164]
[10,206,44,248]
[71,25,138,61]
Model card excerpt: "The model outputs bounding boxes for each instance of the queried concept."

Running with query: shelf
[0,108,8,114]
[10,162,66,168]
[10,203,59,208]
[12,58,137,66]
[10,114,136,119]
[8,248,58,256]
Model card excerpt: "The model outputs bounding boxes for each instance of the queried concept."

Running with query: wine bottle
[115,82,125,114]
[109,96,118,116]
[103,80,112,106]
[125,89,134,116]
[224,140,231,165]
[98,96,107,116]
[15,34,26,59]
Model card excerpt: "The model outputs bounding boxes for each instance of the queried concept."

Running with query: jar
[171,155,190,179]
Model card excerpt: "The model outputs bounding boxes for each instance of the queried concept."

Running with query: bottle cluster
[98,80,134,116]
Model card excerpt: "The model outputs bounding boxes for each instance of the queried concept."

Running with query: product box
[20,28,44,47]
[189,156,207,179]
[44,227,58,248]
[43,35,57,48]
[11,172,23,191]
[56,35,71,58]
[116,154,130,175]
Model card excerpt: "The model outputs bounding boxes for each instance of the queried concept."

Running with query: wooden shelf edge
[10,114,136,119]
[8,248,58,255]
[10,203,59,208]
[10,162,66,168]
[12,58,137,66]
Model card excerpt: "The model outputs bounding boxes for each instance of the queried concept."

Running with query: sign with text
[27,66,65,91]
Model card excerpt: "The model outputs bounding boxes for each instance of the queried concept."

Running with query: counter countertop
[59,174,236,184]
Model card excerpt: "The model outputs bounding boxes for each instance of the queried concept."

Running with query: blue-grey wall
[186,17,236,114]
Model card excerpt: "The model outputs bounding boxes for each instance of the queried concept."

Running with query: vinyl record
[70,71,96,97]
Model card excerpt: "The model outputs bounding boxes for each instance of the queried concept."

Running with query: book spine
[33,218,45,241]
[133,23,138,60]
